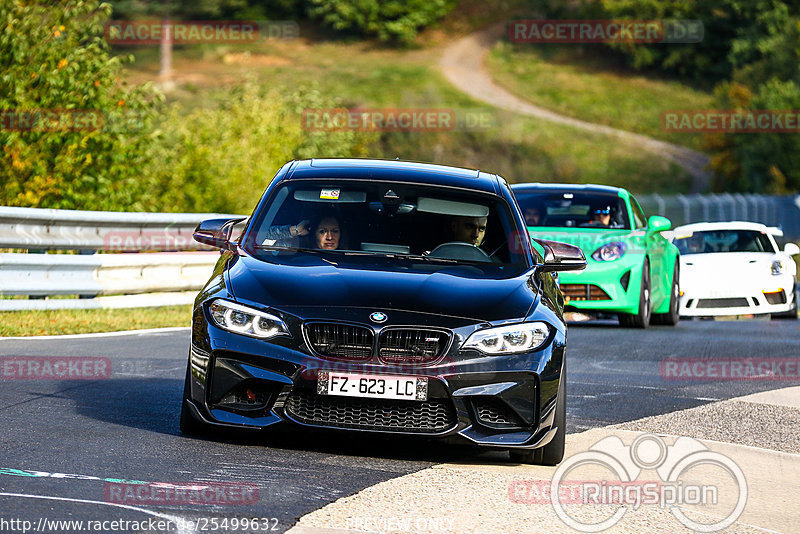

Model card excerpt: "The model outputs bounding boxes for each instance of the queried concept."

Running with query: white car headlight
[208,299,290,339]
[771,260,784,276]
[462,323,549,355]
[591,242,626,262]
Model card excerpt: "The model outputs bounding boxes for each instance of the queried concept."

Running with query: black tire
[509,360,566,466]
[179,365,208,436]
[618,260,651,328]
[652,261,680,326]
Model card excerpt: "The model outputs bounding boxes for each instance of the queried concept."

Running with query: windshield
[515,190,630,230]
[674,230,775,255]
[242,180,530,275]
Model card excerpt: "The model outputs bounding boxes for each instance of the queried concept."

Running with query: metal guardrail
[637,193,800,241]
[0,252,220,297]
[0,206,242,251]
[0,206,246,311]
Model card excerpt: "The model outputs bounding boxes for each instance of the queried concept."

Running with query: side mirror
[784,243,800,256]
[647,215,671,234]
[533,238,587,273]
[193,218,246,250]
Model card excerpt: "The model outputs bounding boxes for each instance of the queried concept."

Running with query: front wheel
[618,260,651,328]
[652,261,680,326]
[509,360,566,466]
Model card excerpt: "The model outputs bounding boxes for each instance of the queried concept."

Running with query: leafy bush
[307,0,456,43]
[0,0,162,210]
[142,83,374,214]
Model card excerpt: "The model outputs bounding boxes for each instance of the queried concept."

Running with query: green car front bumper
[557,256,645,315]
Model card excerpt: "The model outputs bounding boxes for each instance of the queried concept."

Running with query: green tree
[0,0,162,210]
[707,79,800,193]
[594,0,798,85]
[307,0,456,44]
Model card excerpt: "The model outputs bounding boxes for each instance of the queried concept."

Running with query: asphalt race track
[0,319,798,533]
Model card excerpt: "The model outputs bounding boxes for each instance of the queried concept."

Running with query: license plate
[317,371,428,401]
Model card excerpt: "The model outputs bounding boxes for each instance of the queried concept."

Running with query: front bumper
[556,257,642,315]
[185,305,566,450]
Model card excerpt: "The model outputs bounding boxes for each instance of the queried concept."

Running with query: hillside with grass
[120,23,692,202]
[486,42,715,150]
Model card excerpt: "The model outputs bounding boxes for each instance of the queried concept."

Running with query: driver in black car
[451,216,487,246]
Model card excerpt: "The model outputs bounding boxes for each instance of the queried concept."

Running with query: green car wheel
[652,261,680,325]
[618,259,651,328]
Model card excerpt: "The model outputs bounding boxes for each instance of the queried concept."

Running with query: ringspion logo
[510,434,747,532]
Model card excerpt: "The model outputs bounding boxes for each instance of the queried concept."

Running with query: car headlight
[771,260,784,276]
[462,323,549,354]
[591,242,626,262]
[208,299,290,339]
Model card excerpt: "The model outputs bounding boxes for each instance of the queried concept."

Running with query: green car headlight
[208,299,290,339]
[592,241,627,262]
[462,323,550,354]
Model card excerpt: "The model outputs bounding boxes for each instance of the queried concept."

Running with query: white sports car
[672,222,799,318]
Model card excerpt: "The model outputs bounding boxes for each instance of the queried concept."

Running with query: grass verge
[487,42,715,150]
[0,305,191,337]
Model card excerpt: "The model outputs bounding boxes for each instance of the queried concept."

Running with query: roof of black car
[511,182,623,195]
[283,159,500,194]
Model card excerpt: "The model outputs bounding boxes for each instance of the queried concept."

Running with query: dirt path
[439,23,711,192]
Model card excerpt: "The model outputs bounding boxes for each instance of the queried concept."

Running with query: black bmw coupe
[181,158,585,465]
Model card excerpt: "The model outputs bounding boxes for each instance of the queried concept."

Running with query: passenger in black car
[265,211,344,250]
[263,219,310,241]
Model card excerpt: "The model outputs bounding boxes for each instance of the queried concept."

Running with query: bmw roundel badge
[370,312,387,323]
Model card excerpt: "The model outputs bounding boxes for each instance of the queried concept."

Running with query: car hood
[226,253,537,322]
[681,252,780,278]
[528,228,638,255]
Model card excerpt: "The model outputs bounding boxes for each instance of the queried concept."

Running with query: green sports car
[512,183,680,328]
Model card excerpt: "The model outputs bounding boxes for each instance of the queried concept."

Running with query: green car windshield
[515,191,630,230]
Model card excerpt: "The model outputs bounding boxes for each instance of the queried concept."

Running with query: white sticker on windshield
[320,189,340,200]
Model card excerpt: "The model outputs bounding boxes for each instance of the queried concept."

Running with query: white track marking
[0,327,190,341]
